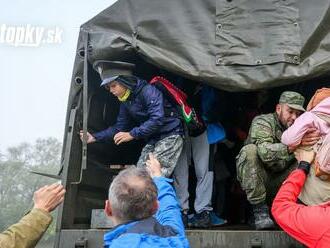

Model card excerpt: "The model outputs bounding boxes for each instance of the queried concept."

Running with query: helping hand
[301,128,321,146]
[146,153,162,178]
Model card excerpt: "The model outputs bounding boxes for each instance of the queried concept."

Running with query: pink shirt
[281,98,330,147]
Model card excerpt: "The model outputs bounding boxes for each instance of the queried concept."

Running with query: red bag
[150,76,206,137]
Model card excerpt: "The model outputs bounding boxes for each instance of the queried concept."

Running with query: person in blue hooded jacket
[80,60,183,177]
[103,153,190,248]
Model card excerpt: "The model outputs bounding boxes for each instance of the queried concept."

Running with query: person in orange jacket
[272,149,330,247]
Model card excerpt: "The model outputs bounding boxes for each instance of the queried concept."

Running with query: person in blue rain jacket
[80,60,183,177]
[103,153,190,248]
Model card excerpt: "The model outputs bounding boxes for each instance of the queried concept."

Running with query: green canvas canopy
[71,0,330,93]
[55,3,330,244]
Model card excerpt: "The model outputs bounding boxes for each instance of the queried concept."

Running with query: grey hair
[108,167,158,222]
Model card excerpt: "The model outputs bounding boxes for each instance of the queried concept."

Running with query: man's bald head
[108,167,158,223]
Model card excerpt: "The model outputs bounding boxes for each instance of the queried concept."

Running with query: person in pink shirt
[281,97,330,205]
[281,97,330,148]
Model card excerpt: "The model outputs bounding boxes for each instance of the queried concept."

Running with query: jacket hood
[311,97,330,115]
[116,76,138,90]
[131,78,148,96]
[104,221,137,246]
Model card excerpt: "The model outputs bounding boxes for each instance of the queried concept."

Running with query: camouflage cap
[279,91,305,112]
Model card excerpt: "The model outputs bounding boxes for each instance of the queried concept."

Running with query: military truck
[54,0,330,247]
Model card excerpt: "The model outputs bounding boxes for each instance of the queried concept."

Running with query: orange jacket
[272,169,330,247]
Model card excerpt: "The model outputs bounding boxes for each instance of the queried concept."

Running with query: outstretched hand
[33,183,66,213]
[146,153,162,178]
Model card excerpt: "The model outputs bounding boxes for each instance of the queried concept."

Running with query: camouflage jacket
[245,112,295,171]
[0,208,52,248]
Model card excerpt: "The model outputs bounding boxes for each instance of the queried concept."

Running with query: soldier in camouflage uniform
[236,91,305,230]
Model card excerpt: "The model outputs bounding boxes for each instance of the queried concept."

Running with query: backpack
[149,76,206,137]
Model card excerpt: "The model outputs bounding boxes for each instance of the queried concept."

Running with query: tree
[0,137,62,241]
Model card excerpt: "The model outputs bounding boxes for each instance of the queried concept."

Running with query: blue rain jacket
[93,78,183,145]
[104,177,190,248]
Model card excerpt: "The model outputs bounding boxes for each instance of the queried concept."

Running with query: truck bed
[57,228,304,248]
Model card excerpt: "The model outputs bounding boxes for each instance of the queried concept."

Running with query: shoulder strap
[150,76,188,102]
[149,76,193,121]
[136,82,178,117]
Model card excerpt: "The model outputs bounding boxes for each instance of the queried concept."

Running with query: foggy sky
[0,0,116,151]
